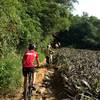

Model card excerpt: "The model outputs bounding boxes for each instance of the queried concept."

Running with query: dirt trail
[0,67,55,100]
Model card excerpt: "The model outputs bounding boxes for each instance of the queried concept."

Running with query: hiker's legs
[33,72,37,84]
[24,76,27,93]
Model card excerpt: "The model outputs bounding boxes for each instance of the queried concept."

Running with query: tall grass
[0,52,22,95]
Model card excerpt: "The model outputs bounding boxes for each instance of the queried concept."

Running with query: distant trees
[56,14,100,49]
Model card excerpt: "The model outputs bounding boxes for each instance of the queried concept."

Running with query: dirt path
[0,67,55,100]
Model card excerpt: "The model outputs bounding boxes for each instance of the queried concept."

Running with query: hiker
[55,42,61,48]
[22,43,40,95]
[45,44,54,66]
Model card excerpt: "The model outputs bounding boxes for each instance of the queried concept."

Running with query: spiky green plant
[50,48,100,100]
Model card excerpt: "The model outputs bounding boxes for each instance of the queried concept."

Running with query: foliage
[0,0,77,95]
[51,48,100,100]
[39,2,71,33]
[56,14,100,49]
[0,52,22,95]
[0,0,76,54]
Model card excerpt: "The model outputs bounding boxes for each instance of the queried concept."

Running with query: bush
[0,53,22,95]
[37,49,46,62]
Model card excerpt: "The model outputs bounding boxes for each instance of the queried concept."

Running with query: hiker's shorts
[22,67,34,77]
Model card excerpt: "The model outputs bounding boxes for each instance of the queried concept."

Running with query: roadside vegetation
[0,0,100,99]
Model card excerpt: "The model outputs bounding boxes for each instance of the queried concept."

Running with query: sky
[73,0,100,19]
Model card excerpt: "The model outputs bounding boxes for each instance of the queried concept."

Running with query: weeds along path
[0,67,55,100]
